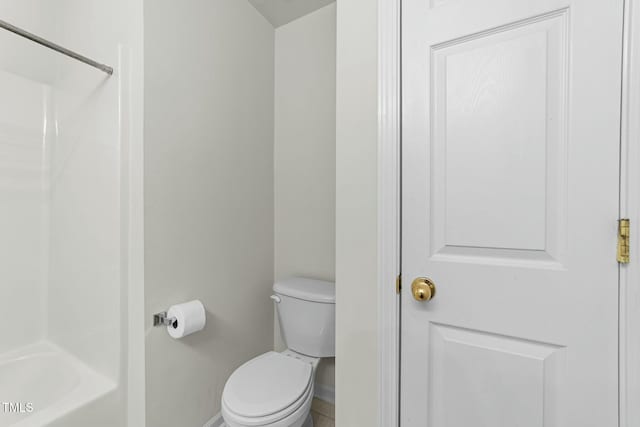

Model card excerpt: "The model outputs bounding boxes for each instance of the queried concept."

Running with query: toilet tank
[273,277,335,358]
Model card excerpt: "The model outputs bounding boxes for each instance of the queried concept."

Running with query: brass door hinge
[396,274,402,294]
[618,219,630,264]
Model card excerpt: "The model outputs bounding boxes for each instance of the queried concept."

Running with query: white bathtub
[0,341,116,427]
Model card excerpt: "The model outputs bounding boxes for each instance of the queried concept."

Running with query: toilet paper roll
[166,300,206,339]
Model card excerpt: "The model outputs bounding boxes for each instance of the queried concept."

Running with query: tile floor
[311,398,335,427]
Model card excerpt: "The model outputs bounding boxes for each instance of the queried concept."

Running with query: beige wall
[274,3,337,393]
[144,1,275,426]
[336,0,381,425]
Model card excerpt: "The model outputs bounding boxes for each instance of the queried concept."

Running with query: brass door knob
[411,277,436,302]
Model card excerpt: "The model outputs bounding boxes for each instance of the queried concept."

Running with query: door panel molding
[428,323,566,427]
[429,9,569,263]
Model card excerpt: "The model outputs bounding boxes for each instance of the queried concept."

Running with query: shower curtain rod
[0,19,113,75]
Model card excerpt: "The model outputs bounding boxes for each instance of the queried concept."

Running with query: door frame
[619,1,640,426]
[377,0,401,426]
[377,0,640,426]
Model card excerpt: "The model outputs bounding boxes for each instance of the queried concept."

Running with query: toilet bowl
[221,278,335,427]
[221,351,318,427]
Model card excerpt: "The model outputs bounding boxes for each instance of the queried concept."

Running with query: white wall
[274,3,336,392]
[144,1,275,426]
[335,0,381,425]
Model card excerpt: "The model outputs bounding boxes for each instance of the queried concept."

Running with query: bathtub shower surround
[0,55,121,426]
[0,0,144,426]
[0,343,115,427]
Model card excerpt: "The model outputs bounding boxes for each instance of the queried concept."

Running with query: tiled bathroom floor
[311,398,335,427]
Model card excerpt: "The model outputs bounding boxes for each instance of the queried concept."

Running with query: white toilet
[221,277,335,427]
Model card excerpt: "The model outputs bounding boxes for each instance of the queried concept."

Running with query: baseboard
[314,383,335,405]
[203,413,224,427]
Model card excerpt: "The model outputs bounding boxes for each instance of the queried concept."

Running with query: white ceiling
[249,0,335,27]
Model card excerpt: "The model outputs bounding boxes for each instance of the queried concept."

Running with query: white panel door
[401,0,624,426]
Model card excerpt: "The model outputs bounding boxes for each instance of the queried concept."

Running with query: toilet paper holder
[153,311,177,328]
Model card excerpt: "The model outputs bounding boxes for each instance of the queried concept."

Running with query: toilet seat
[221,352,315,427]
[222,380,313,427]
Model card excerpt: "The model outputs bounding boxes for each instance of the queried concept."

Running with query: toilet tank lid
[273,277,335,303]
